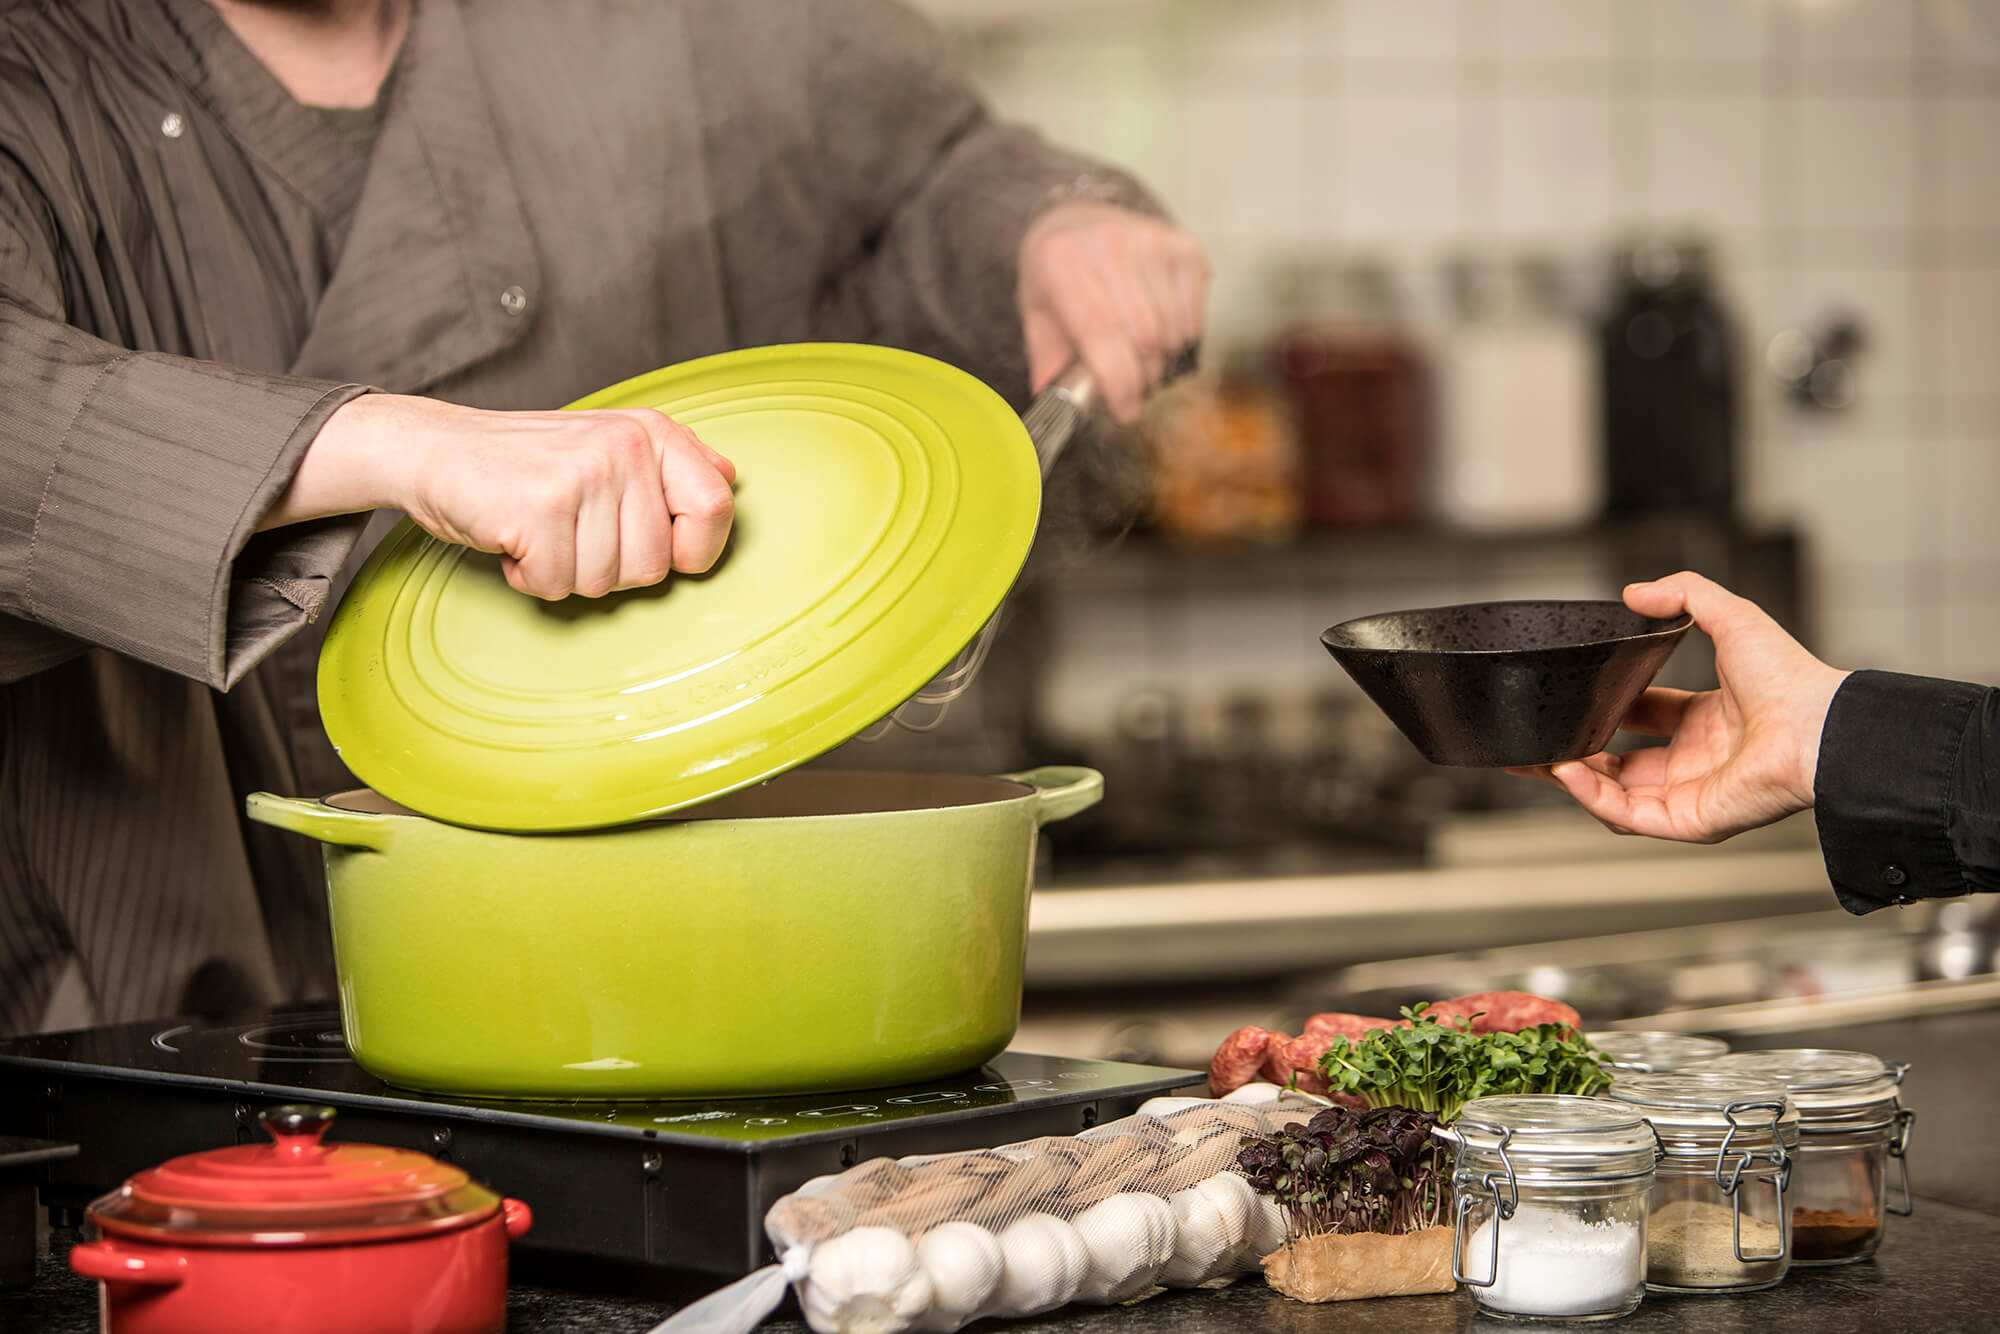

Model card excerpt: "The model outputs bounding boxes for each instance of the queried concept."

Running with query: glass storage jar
[1587,1030,1730,1074]
[1602,1070,1797,1293]
[1695,1049,1913,1265]
[1437,1094,1656,1322]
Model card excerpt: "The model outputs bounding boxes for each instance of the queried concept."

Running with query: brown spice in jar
[1791,1207,1880,1260]
[1648,1199,1785,1286]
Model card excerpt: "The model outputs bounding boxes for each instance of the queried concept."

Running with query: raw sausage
[1302,1010,1396,1042]
[1258,1033,1335,1096]
[1207,1025,1277,1096]
[1208,991,1584,1098]
[1423,991,1582,1034]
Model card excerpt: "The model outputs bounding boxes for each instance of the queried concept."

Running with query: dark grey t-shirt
[309,73,394,157]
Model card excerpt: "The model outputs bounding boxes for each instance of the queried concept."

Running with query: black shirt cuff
[1815,670,1987,914]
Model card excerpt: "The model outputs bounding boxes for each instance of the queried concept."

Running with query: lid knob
[260,1104,337,1161]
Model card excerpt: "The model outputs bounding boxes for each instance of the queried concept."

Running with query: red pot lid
[87,1105,501,1246]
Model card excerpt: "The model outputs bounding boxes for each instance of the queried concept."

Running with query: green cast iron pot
[245,766,1100,1100]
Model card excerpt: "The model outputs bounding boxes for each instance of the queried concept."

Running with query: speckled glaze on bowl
[1320,600,1693,767]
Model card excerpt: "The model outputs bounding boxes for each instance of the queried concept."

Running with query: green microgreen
[1314,1004,1610,1124]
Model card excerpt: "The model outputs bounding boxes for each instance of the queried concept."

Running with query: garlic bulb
[797,1172,846,1196]
[1220,1081,1283,1106]
[1159,1172,1255,1287]
[767,1191,858,1247]
[1136,1095,1210,1119]
[1243,1190,1287,1264]
[912,1222,1003,1332]
[1069,1191,1176,1304]
[1163,1101,1268,1145]
[1198,1172,1267,1278]
[800,1225,935,1334]
[991,1212,1090,1317]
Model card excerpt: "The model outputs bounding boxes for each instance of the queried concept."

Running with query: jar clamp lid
[1693,1049,1903,1121]
[1603,1071,1796,1265]
[1439,1094,1662,1184]
[1435,1095,1660,1291]
[1588,1030,1730,1073]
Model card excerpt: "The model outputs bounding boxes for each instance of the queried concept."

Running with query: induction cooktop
[0,1008,1198,1277]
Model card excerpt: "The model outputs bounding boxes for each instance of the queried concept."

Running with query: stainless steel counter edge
[1025,848,1833,985]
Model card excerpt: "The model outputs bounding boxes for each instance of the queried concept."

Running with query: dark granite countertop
[8,1009,1994,1334]
[10,1204,1995,1334]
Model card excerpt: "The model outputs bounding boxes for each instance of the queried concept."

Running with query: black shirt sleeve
[1814,670,2000,913]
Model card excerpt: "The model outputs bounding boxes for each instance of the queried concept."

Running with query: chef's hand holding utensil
[1017,201,1208,423]
[263,393,737,601]
[1508,571,1849,844]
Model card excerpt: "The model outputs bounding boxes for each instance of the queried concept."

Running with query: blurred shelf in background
[1018,513,1808,884]
[1042,515,1804,626]
[1017,886,2000,1073]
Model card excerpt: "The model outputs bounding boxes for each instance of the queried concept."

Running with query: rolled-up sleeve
[1814,669,2000,913]
[0,298,371,689]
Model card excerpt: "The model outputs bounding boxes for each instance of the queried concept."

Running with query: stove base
[0,1008,1198,1277]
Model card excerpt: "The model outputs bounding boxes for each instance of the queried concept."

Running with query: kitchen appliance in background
[1599,237,1739,517]
[1270,259,1428,529]
[1,1136,74,1287]
[1431,254,1600,531]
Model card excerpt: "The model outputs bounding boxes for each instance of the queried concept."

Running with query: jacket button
[499,285,528,316]
[1880,864,1908,887]
[161,112,185,139]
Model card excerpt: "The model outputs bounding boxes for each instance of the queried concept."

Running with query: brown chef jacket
[0,0,1150,1035]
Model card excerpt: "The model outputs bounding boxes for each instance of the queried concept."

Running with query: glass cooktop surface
[0,1007,1197,1150]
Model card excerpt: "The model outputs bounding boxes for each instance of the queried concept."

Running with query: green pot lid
[318,343,1039,832]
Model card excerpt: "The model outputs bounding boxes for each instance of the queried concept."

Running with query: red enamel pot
[69,1105,531,1334]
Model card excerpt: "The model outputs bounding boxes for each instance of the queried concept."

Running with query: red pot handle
[70,1240,189,1288]
[502,1198,533,1240]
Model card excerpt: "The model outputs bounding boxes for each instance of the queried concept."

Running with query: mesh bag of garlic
[646,1084,1322,1334]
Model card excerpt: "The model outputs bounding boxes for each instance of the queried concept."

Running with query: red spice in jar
[1791,1207,1879,1261]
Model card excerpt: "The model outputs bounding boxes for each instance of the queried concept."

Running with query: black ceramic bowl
[1320,600,1693,767]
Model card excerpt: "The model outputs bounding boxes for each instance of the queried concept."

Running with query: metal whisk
[865,361,1099,735]
[868,348,1195,736]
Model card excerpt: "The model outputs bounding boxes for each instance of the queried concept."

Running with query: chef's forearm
[0,298,370,686]
[257,392,404,532]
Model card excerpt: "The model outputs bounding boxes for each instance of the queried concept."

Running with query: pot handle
[69,1240,188,1288]
[997,766,1104,826]
[245,793,393,852]
[502,1197,534,1240]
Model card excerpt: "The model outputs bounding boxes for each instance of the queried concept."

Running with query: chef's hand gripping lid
[317,344,1040,832]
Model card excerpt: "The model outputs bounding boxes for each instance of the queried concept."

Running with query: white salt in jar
[1437,1095,1656,1322]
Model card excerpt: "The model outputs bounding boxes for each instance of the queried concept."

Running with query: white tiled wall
[921,0,2000,703]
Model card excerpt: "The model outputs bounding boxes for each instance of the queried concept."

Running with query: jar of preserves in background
[1146,361,1302,545]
